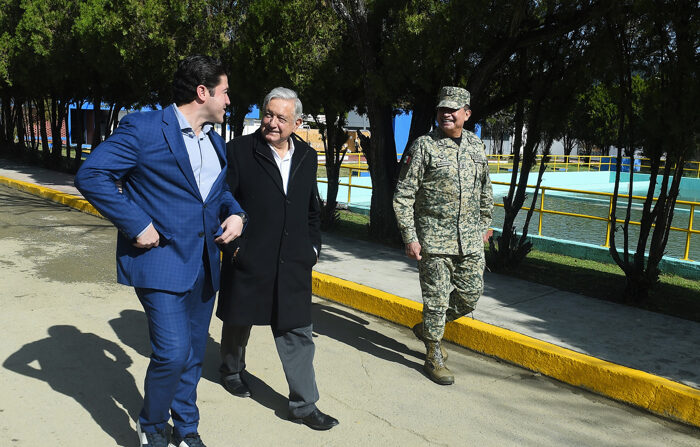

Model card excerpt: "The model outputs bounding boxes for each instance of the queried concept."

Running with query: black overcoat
[216,129,321,330]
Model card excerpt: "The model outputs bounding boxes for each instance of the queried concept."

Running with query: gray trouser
[220,323,320,418]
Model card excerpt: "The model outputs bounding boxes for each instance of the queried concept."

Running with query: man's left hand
[215,214,244,244]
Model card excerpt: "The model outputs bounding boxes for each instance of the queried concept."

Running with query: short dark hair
[172,55,226,106]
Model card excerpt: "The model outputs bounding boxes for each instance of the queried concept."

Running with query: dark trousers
[135,260,215,436]
[220,323,320,418]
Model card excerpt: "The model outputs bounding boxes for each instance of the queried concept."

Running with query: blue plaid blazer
[75,106,244,293]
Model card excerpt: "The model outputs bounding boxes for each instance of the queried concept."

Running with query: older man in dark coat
[216,87,338,431]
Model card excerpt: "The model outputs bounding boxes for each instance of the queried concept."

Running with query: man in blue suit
[75,55,245,447]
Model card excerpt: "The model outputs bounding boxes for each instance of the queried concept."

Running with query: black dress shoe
[291,408,339,431]
[221,374,251,398]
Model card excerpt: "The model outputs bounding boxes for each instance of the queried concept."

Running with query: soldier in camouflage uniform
[393,86,493,385]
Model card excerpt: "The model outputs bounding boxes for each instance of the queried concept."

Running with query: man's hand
[405,241,422,260]
[215,214,244,245]
[133,223,159,249]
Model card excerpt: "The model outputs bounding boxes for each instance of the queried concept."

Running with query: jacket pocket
[154,227,173,246]
[230,237,247,264]
[309,243,318,266]
[470,153,488,189]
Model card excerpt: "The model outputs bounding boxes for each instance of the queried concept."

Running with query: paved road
[1,185,698,446]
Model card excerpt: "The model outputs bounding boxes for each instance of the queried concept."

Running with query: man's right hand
[405,241,422,260]
[133,223,159,249]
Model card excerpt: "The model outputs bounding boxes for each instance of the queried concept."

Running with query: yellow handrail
[491,180,699,261]
[316,164,372,206]
[685,205,695,261]
[486,154,700,177]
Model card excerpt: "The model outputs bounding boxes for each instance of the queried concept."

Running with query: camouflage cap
[436,86,470,110]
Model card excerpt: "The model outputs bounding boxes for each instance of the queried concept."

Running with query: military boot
[423,342,454,385]
[412,322,448,361]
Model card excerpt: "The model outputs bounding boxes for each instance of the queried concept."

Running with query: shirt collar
[436,127,464,141]
[269,137,295,161]
[172,103,212,136]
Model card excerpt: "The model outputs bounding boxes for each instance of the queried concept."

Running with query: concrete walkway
[1,158,699,429]
[317,233,700,390]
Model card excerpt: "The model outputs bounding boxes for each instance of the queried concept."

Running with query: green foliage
[570,76,648,155]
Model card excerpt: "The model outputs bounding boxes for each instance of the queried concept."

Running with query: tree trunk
[631,152,661,274]
[520,138,552,244]
[73,101,86,171]
[104,102,120,140]
[365,103,400,242]
[317,108,348,230]
[27,101,38,155]
[646,160,684,272]
[563,133,574,156]
[49,98,65,166]
[36,99,50,163]
[14,102,25,153]
[623,277,650,304]
[91,96,103,149]
[330,0,400,243]
[0,94,10,144]
[405,97,434,156]
[231,104,249,138]
[489,92,525,270]
[64,104,72,169]
[489,44,554,271]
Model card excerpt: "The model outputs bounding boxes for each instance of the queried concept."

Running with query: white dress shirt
[269,138,317,255]
[269,138,295,195]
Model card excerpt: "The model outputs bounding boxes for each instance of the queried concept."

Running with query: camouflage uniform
[393,117,493,342]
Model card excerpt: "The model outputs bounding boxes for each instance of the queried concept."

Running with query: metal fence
[487,154,700,177]
[491,181,699,261]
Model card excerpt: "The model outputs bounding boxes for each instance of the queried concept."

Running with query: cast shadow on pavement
[311,302,424,372]
[109,309,151,358]
[199,335,290,420]
[318,232,416,273]
[3,325,141,446]
[108,303,425,422]
[110,309,291,421]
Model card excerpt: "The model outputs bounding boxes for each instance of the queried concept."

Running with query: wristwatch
[235,212,247,225]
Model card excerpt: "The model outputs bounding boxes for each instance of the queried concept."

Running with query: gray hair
[263,87,303,119]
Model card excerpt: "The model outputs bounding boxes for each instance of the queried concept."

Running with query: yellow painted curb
[0,176,101,218]
[3,174,699,428]
[312,271,700,428]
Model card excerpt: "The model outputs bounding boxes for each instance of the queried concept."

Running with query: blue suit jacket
[75,106,244,293]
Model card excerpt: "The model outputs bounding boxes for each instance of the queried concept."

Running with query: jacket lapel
[288,133,311,193]
[206,128,228,203]
[211,127,227,164]
[162,106,202,200]
[253,130,285,195]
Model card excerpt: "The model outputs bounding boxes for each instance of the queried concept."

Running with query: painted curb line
[3,175,699,428]
[0,176,102,218]
[311,271,700,428]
